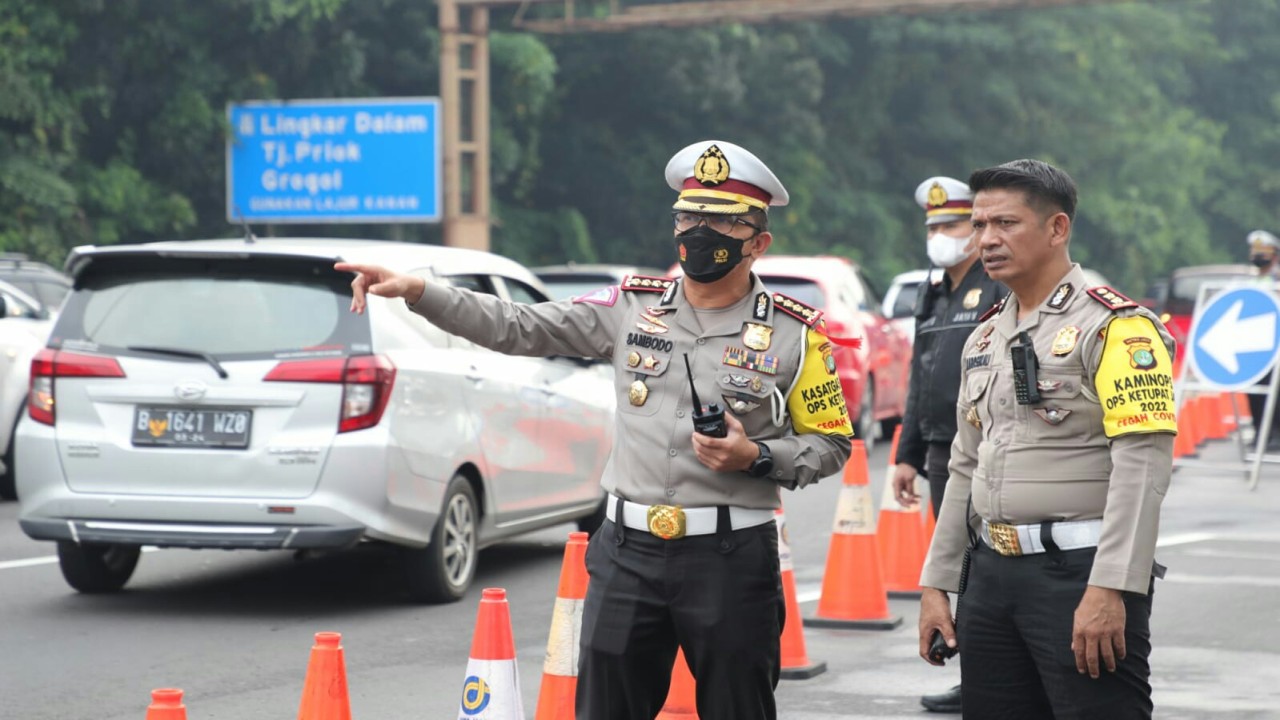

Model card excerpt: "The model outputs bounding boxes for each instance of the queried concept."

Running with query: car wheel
[404,475,478,604]
[576,495,608,537]
[855,380,877,454]
[57,542,140,593]
[0,421,16,501]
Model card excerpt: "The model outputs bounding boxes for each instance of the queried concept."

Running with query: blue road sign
[1187,285,1280,390]
[226,98,440,223]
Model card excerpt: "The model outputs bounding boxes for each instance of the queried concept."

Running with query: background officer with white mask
[892,175,1006,714]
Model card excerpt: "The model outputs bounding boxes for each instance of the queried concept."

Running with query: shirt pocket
[965,370,993,437]
[617,351,671,417]
[1027,372,1090,443]
[717,371,776,418]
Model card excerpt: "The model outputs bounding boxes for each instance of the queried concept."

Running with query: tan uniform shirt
[410,273,853,510]
[920,265,1176,594]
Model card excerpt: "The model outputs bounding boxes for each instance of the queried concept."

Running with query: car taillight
[264,355,396,433]
[29,349,127,425]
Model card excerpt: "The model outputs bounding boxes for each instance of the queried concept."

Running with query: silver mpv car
[17,238,614,602]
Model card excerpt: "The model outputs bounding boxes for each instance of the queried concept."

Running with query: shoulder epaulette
[621,275,674,293]
[979,293,1008,322]
[1086,286,1138,311]
[771,292,823,327]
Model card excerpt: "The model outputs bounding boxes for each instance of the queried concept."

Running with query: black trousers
[575,516,784,720]
[957,543,1154,720]
[925,441,952,517]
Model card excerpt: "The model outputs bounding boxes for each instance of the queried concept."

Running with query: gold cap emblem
[693,144,731,187]
[927,181,948,208]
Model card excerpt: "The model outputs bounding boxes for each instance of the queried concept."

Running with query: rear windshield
[759,276,828,309]
[51,255,370,360]
[1166,272,1255,316]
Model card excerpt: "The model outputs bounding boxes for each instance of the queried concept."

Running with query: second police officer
[336,140,853,720]
[891,175,1006,714]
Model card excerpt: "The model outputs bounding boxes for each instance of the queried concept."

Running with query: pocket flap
[966,371,992,403]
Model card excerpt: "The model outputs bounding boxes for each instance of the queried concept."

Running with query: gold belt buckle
[987,522,1023,556]
[647,505,686,540]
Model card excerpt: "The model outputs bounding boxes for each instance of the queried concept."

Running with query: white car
[16,238,614,602]
[0,280,56,500]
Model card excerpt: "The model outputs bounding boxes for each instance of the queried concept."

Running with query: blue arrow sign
[1187,285,1280,390]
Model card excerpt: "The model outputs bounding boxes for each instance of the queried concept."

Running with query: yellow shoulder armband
[787,328,853,436]
[1095,316,1177,437]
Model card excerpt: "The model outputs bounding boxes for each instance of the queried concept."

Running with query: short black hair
[968,159,1078,220]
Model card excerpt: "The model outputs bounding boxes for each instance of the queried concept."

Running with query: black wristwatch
[747,441,775,478]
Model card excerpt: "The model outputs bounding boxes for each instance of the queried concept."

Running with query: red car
[669,255,912,451]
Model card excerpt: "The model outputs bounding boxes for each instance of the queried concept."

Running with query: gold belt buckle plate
[987,522,1023,556]
[647,505,687,540]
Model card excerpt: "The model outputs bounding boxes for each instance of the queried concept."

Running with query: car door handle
[466,366,483,383]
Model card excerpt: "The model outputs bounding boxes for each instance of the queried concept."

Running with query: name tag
[965,354,991,370]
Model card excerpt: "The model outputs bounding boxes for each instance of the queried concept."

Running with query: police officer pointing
[337,140,853,720]
[918,159,1176,719]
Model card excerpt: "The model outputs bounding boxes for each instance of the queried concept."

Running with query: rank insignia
[753,292,771,321]
[628,379,649,406]
[742,323,773,351]
[643,355,661,370]
[963,288,982,309]
[1086,285,1138,311]
[965,405,981,430]
[772,293,822,326]
[1047,283,1074,310]
[1124,336,1157,370]
[637,322,668,335]
[1034,407,1072,425]
[693,144,730,187]
[626,351,642,368]
[622,275,674,293]
[722,394,762,415]
[1052,326,1080,356]
[723,345,779,375]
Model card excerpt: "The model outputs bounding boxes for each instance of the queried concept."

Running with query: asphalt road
[1,437,1278,719]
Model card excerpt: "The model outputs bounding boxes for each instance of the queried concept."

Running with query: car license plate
[132,407,253,449]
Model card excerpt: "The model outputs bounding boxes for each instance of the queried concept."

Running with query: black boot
[921,684,962,713]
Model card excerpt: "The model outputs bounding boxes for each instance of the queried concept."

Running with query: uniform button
[696,338,706,345]
[999,398,1007,406]
[719,540,731,550]
[676,410,685,418]
[668,449,677,457]
[1065,383,1074,391]
[666,488,676,497]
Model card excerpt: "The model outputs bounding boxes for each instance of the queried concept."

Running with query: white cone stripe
[458,659,524,720]
[542,597,584,677]
[879,466,920,513]
[831,485,877,535]
[776,512,794,572]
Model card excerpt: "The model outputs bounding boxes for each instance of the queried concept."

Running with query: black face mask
[1251,254,1273,269]
[675,225,746,283]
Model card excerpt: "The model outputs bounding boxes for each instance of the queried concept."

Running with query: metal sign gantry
[438,0,1126,250]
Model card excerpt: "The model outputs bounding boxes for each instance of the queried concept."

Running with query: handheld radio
[1010,331,1041,405]
[683,353,727,438]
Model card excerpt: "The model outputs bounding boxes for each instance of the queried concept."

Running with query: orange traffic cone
[297,632,351,720]
[1201,393,1227,440]
[1186,395,1206,448]
[804,439,902,630]
[774,507,826,680]
[1218,392,1238,433]
[535,532,590,720]
[1173,402,1197,459]
[875,426,926,597]
[459,588,525,719]
[145,689,187,720]
[655,649,699,720]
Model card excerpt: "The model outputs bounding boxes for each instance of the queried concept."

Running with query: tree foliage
[0,0,1276,296]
